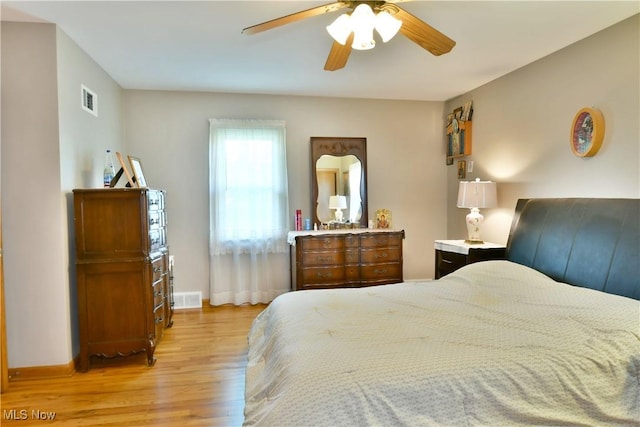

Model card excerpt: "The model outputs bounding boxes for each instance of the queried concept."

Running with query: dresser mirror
[311,137,368,227]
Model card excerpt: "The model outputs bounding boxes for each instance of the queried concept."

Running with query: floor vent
[173,292,202,309]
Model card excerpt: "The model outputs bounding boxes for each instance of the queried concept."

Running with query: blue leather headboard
[506,198,639,300]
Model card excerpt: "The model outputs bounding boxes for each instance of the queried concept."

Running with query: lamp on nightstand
[329,195,347,222]
[457,178,497,244]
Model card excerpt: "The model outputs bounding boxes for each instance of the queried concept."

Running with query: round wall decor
[570,107,605,157]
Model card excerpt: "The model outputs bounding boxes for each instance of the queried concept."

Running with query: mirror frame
[311,137,368,227]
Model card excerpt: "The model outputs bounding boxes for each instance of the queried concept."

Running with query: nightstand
[434,240,506,279]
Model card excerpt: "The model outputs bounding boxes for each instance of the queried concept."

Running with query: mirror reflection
[310,137,367,228]
[316,155,362,223]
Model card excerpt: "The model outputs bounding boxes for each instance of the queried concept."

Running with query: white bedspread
[244,261,640,426]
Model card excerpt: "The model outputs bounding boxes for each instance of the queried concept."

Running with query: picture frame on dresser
[128,156,148,188]
[115,151,135,187]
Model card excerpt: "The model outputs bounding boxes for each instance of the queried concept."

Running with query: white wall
[122,92,447,300]
[1,22,123,368]
[445,14,640,245]
[1,22,68,367]
[56,28,125,357]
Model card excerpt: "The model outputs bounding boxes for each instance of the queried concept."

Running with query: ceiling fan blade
[242,1,348,35]
[324,34,354,71]
[394,6,456,56]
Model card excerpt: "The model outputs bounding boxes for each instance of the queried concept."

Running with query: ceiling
[2,1,638,101]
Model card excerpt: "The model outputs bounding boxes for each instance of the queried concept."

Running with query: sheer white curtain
[209,119,290,306]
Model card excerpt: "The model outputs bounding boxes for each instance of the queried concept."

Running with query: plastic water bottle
[103,149,115,187]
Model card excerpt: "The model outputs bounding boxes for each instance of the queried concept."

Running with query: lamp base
[465,207,484,243]
[464,239,485,244]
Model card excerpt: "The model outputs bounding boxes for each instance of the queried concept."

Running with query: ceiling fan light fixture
[326,13,352,45]
[352,30,376,50]
[375,10,402,43]
[350,3,376,50]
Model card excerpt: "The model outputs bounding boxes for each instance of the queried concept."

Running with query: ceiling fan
[242,1,456,71]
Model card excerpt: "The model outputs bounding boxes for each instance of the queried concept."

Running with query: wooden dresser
[290,230,405,290]
[73,188,173,371]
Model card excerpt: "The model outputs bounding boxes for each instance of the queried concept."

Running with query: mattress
[243,260,640,426]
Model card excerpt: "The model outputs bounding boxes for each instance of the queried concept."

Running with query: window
[209,119,289,255]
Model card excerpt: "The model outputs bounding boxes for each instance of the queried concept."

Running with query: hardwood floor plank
[0,304,266,426]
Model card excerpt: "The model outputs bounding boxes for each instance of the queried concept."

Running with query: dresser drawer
[436,250,467,277]
[300,266,346,285]
[151,255,166,282]
[149,229,166,252]
[148,191,163,211]
[298,266,360,289]
[148,210,164,230]
[345,249,359,264]
[360,233,403,248]
[360,247,401,264]
[300,250,345,266]
[361,263,402,282]
[152,280,165,310]
[298,236,345,250]
[153,304,164,341]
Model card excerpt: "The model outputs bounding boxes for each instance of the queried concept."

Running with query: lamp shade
[457,179,497,209]
[349,3,376,50]
[326,13,351,45]
[329,195,348,209]
[375,10,402,42]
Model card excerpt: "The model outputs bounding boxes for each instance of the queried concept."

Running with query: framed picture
[375,209,391,229]
[457,160,467,179]
[128,156,148,188]
[115,152,135,187]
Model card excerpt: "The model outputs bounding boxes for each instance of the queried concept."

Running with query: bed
[243,198,640,426]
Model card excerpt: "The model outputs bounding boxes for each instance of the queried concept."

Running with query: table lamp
[457,178,497,243]
[329,195,347,222]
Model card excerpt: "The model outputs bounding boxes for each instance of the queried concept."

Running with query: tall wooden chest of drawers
[73,188,173,371]
[291,230,405,290]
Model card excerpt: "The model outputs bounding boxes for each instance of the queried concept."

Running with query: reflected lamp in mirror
[457,178,497,244]
[329,195,348,222]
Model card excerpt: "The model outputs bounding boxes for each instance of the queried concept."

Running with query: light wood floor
[0,304,267,426]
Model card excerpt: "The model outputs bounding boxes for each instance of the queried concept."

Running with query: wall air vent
[81,84,98,117]
[173,292,202,310]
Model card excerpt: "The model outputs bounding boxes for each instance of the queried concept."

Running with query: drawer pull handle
[374,268,388,275]
[316,271,333,279]
[374,252,388,259]
[316,255,332,263]
[441,259,453,264]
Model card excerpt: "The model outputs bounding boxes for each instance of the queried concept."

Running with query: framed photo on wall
[457,160,467,179]
[128,156,148,188]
